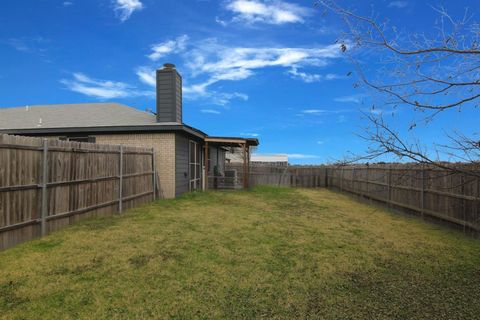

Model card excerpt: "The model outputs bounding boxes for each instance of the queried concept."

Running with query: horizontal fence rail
[227,163,480,234]
[0,134,157,250]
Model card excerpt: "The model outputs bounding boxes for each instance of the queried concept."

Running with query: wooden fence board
[0,134,156,250]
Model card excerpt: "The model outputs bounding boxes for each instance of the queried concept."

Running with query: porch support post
[204,142,209,191]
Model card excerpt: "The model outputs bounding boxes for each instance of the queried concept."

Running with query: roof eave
[0,124,207,139]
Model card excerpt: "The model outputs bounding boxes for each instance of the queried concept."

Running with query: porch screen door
[189,141,201,191]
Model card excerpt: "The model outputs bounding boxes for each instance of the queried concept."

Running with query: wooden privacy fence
[226,164,327,188]
[326,164,480,233]
[227,163,480,233]
[0,134,157,250]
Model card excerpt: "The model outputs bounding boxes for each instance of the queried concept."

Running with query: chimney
[156,63,182,123]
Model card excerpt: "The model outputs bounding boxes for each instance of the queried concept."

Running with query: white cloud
[182,39,341,95]
[363,106,398,116]
[324,74,341,80]
[7,39,30,52]
[317,140,324,145]
[302,109,329,114]
[209,92,249,106]
[148,35,189,61]
[61,73,152,99]
[5,37,50,54]
[63,1,73,6]
[200,109,221,114]
[388,1,408,8]
[182,79,249,105]
[288,67,324,83]
[301,108,351,115]
[368,108,383,115]
[215,17,229,26]
[182,82,208,94]
[225,0,311,25]
[241,132,260,137]
[336,115,347,123]
[136,67,156,86]
[287,153,319,159]
[334,94,365,104]
[135,38,342,105]
[114,0,143,22]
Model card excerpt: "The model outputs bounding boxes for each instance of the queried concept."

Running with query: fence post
[476,176,479,231]
[294,168,298,188]
[340,167,344,191]
[365,165,369,196]
[420,164,425,219]
[324,167,328,188]
[151,148,156,200]
[387,165,392,207]
[352,166,355,194]
[119,145,124,213]
[461,173,466,233]
[40,139,48,237]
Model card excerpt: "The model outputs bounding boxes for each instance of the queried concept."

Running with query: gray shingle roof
[0,103,178,130]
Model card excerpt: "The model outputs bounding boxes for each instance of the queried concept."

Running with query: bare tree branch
[317,1,480,175]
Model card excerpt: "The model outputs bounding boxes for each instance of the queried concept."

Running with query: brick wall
[95,133,176,199]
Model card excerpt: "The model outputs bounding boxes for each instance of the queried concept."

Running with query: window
[189,141,201,191]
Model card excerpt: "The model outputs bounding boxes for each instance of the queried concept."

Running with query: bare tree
[317,0,480,174]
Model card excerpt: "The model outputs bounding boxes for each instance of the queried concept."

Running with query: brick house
[0,64,258,198]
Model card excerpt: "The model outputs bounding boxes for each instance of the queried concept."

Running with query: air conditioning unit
[224,169,237,188]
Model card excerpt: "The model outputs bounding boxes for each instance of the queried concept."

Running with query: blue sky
[1,0,479,164]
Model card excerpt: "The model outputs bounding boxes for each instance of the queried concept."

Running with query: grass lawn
[1,186,479,319]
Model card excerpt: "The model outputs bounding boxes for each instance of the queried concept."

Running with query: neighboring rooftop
[251,154,288,163]
[226,153,282,163]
